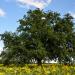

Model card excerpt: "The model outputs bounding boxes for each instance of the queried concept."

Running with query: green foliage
[0,9,75,65]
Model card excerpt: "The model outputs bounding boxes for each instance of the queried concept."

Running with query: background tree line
[0,9,75,65]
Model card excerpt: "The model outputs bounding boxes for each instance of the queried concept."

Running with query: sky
[0,0,75,53]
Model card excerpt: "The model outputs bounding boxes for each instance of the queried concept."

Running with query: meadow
[0,64,75,75]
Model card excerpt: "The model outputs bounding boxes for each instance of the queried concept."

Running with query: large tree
[0,9,75,65]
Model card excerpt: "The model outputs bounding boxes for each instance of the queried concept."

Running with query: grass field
[0,64,75,75]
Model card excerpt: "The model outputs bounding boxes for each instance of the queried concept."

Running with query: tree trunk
[37,58,42,66]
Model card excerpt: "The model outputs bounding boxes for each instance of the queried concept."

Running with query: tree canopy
[0,9,75,65]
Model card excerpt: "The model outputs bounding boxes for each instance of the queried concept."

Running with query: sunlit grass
[0,64,75,75]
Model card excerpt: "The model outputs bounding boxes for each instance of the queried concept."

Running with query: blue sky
[0,0,75,52]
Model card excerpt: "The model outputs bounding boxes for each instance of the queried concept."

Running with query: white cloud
[0,47,3,54]
[17,0,52,9]
[0,8,6,17]
[71,13,75,18]
[69,12,75,18]
[0,41,4,54]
